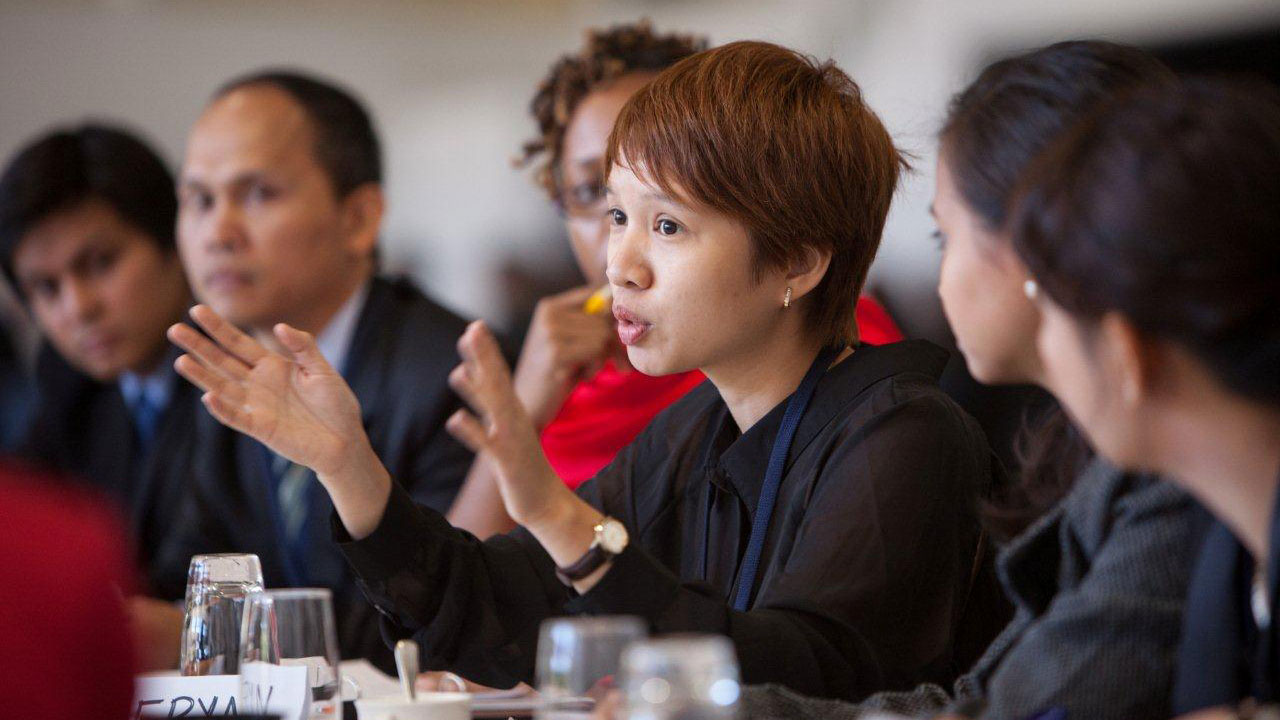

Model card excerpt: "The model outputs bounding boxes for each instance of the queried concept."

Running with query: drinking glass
[238,588,342,720]
[179,553,264,676]
[620,635,741,720]
[535,615,646,719]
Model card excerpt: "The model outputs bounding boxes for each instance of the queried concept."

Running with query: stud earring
[1023,279,1039,300]
[784,286,793,308]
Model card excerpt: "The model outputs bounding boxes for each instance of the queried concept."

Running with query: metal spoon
[394,639,419,702]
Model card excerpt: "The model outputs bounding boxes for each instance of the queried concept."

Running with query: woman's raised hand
[168,305,369,480]
[446,321,578,532]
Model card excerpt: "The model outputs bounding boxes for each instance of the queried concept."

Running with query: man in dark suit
[153,70,474,670]
[0,124,196,598]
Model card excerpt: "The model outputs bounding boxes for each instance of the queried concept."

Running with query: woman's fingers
[445,408,488,453]
[458,321,512,383]
[188,304,269,366]
[455,321,522,418]
[200,390,256,437]
[168,323,252,382]
[173,354,247,407]
[274,323,332,375]
[448,364,484,419]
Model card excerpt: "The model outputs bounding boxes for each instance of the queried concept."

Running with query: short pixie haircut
[0,123,176,293]
[606,40,906,346]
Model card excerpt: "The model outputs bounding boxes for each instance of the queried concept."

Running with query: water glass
[620,635,741,720]
[180,553,264,676]
[535,615,646,719]
[238,588,342,720]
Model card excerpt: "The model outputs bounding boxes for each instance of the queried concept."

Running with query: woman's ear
[340,183,384,259]
[785,245,833,302]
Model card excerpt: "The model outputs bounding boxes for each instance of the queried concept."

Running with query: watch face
[599,519,629,553]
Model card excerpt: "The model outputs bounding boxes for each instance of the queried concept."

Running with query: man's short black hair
[215,70,382,198]
[0,123,177,291]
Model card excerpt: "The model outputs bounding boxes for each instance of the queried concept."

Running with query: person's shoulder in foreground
[0,459,137,720]
[738,458,1205,720]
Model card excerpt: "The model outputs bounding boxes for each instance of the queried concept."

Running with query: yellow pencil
[583,285,612,315]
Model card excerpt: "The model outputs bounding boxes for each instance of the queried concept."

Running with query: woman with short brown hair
[169,39,1003,700]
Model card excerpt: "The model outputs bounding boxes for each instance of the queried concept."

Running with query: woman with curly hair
[447,22,903,538]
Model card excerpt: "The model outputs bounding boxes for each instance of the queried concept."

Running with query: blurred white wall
[2,0,1277,337]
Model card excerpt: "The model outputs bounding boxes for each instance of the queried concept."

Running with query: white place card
[133,673,239,717]
[238,661,310,720]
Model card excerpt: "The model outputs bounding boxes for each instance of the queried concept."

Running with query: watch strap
[555,542,611,585]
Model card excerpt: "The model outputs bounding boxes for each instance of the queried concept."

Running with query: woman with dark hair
[168,40,1002,700]
[1009,79,1280,718]
[730,41,1204,720]
[448,22,902,539]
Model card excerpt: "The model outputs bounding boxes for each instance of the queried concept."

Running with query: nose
[193,196,248,255]
[58,275,102,324]
[605,222,653,291]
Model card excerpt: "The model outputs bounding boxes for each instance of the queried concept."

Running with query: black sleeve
[335,481,572,689]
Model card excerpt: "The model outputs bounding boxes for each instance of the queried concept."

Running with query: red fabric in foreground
[541,295,904,488]
[0,461,137,720]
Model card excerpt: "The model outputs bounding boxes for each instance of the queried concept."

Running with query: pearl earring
[1023,279,1039,300]
[784,286,793,308]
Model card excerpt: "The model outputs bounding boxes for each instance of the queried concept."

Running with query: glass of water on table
[239,588,344,720]
[179,553,264,676]
[536,615,646,719]
[620,634,741,720]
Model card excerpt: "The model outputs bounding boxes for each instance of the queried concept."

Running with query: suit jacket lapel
[344,277,396,435]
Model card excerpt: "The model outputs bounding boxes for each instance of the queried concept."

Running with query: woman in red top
[447,23,901,537]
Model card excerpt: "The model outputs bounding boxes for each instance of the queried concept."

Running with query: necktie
[129,392,161,454]
[271,453,312,546]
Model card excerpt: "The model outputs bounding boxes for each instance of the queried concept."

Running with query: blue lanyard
[731,345,841,611]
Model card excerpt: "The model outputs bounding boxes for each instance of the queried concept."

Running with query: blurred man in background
[0,124,197,595]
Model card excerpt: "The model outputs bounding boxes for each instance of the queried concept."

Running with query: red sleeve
[855,295,905,345]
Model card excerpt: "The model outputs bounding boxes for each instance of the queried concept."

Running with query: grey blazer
[741,459,1206,720]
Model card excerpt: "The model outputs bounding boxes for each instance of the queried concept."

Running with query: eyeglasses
[556,175,607,220]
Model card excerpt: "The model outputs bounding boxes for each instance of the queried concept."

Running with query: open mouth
[612,304,653,346]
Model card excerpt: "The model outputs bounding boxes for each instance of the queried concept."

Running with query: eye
[565,179,605,210]
[86,248,119,276]
[25,277,58,302]
[656,218,681,236]
[609,208,627,226]
[180,189,213,213]
[931,228,947,250]
[246,182,277,204]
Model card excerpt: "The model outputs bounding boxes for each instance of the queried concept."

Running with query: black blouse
[336,340,1007,701]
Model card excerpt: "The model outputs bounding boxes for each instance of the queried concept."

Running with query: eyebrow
[928,204,937,217]
[180,170,276,190]
[18,238,110,284]
[603,185,675,202]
